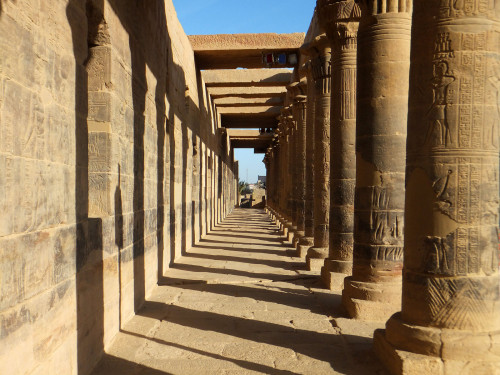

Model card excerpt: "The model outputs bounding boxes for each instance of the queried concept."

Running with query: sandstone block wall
[0,1,237,375]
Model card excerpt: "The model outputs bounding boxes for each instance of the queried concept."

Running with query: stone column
[375,2,500,373]
[317,0,360,290]
[270,140,278,219]
[285,105,297,244]
[278,121,289,237]
[342,0,411,320]
[305,35,332,271]
[297,61,316,258]
[263,151,270,214]
[270,138,280,223]
[289,80,308,250]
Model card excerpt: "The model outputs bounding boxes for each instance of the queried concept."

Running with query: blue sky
[172,0,316,183]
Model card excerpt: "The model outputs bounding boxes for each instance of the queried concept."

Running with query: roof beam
[189,33,305,69]
[221,113,278,129]
[202,69,292,87]
[214,97,285,107]
[209,86,287,99]
[217,106,281,116]
[228,130,274,149]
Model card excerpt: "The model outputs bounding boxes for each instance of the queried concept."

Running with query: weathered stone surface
[189,33,305,69]
[90,209,386,375]
[202,69,293,87]
[317,0,360,290]
[0,1,238,375]
[342,0,411,320]
[303,35,332,271]
[375,1,500,373]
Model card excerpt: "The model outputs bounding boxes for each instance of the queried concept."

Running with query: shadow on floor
[120,330,300,375]
[135,300,359,374]
[92,354,174,375]
[92,209,386,375]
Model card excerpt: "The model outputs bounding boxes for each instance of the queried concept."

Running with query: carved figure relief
[369,187,403,245]
[424,236,451,274]
[425,61,456,146]
[486,66,500,148]
[432,169,453,212]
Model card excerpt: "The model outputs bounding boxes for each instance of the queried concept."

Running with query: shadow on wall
[66,1,106,374]
[67,0,210,374]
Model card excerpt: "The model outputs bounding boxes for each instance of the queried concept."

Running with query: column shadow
[67,1,105,374]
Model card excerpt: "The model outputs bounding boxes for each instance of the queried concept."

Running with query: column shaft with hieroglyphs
[285,102,298,243]
[305,35,332,271]
[374,1,500,373]
[297,61,317,258]
[342,0,411,320]
[290,80,308,249]
[317,0,360,290]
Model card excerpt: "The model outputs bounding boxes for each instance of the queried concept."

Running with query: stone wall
[0,1,237,374]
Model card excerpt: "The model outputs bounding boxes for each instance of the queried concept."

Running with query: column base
[305,247,328,271]
[280,225,288,238]
[283,223,295,244]
[342,277,401,321]
[296,236,314,258]
[292,230,304,249]
[320,259,352,290]
[374,314,500,375]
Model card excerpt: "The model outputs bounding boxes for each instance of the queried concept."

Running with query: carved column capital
[310,41,332,95]
[357,0,412,15]
[317,0,361,49]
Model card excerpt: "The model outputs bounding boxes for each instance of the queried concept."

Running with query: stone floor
[91,208,388,375]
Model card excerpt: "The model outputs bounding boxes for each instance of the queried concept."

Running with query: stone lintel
[229,132,274,149]
[217,106,281,116]
[189,33,305,69]
[221,113,278,129]
[227,129,262,137]
[214,97,285,107]
[202,69,293,87]
[209,86,287,99]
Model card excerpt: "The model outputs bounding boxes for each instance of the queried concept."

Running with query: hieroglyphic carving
[340,68,356,120]
[425,33,456,147]
[88,133,111,173]
[369,187,404,244]
[485,63,500,148]
[426,61,455,146]
[373,246,404,261]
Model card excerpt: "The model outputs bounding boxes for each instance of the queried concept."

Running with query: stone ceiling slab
[217,106,281,115]
[209,86,287,99]
[189,33,305,69]
[221,113,278,129]
[202,69,292,87]
[214,97,284,107]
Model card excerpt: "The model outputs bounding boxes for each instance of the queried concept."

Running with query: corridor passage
[91,209,387,375]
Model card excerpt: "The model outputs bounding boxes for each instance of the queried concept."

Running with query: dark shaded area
[169,116,176,266]
[92,354,174,375]
[114,165,123,328]
[130,35,147,313]
[67,1,106,374]
[156,78,166,280]
[181,109,188,255]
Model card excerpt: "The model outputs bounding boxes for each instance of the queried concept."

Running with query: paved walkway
[92,209,387,375]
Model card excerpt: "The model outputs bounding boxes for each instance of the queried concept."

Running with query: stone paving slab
[91,209,388,375]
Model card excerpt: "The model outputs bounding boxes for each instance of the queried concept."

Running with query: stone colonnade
[266,0,499,372]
